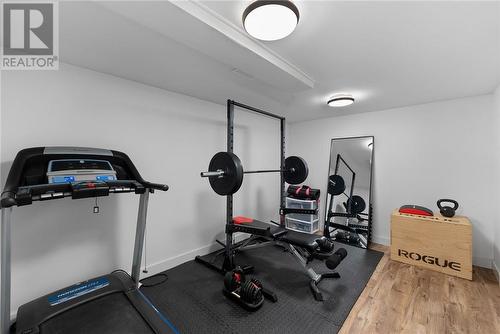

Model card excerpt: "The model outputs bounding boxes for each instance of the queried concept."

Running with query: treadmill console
[0,147,170,208]
[47,159,117,184]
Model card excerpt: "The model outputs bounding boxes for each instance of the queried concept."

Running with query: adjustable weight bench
[196,217,347,301]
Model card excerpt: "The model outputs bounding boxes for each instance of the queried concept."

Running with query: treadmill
[0,147,178,334]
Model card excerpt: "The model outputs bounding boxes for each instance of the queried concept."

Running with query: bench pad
[277,230,321,252]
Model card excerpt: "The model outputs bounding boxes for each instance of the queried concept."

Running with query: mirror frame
[323,135,374,248]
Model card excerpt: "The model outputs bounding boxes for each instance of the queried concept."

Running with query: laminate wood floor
[339,244,500,334]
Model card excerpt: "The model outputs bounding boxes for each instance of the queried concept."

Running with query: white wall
[289,95,497,268]
[495,85,500,277]
[0,63,281,315]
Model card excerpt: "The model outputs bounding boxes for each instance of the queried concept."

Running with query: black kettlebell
[437,199,459,218]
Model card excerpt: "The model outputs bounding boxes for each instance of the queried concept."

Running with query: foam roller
[326,248,347,270]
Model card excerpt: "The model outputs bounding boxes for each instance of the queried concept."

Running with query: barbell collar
[200,170,225,178]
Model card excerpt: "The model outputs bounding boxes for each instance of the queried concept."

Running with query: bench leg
[322,272,341,279]
[286,243,343,301]
[310,280,324,301]
[310,272,341,301]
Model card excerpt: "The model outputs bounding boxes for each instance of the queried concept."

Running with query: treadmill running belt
[39,293,153,334]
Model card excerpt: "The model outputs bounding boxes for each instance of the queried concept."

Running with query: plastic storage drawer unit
[286,197,318,222]
[285,217,319,234]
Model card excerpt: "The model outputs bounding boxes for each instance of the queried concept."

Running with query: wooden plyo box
[390,210,472,280]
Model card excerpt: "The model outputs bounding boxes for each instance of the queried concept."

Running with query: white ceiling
[55,1,500,122]
[58,1,290,115]
[202,0,500,120]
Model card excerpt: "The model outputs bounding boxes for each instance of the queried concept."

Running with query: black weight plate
[208,152,244,195]
[240,281,262,304]
[284,156,308,184]
[347,195,366,214]
[328,174,345,195]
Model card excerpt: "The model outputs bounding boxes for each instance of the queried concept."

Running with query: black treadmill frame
[0,147,175,334]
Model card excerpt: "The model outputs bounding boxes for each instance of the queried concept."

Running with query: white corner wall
[289,95,497,268]
[495,85,500,278]
[0,63,282,315]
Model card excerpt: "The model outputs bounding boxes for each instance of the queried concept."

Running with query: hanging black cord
[110,269,168,288]
[139,225,169,287]
[139,273,169,287]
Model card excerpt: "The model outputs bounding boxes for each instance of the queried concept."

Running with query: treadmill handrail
[0,147,168,208]
[142,182,169,192]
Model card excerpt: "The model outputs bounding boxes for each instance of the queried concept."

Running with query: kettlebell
[437,199,459,218]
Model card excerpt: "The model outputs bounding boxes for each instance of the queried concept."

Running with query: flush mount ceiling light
[327,94,355,107]
[243,1,300,41]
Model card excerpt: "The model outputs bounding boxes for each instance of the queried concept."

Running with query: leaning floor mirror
[324,136,374,249]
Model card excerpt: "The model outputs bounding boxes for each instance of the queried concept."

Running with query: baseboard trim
[371,234,390,246]
[493,261,500,286]
[139,233,249,279]
[138,243,219,279]
[472,256,493,269]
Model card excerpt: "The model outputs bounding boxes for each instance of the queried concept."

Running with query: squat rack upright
[223,100,287,270]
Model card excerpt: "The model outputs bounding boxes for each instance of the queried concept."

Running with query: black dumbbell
[224,267,244,291]
[224,268,263,305]
[240,279,263,305]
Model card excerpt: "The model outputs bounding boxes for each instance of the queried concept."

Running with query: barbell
[200,152,309,195]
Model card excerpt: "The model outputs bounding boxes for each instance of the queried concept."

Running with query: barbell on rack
[200,152,309,195]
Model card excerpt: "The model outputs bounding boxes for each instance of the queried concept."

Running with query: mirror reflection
[324,136,374,249]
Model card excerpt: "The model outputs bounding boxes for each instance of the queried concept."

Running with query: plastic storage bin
[286,197,318,209]
[285,197,318,222]
[286,217,319,234]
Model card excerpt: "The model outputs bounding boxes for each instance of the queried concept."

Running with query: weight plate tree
[201,152,309,196]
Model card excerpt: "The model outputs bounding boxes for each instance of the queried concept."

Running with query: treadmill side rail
[14,271,178,334]
[132,191,150,286]
[1,208,12,334]
[15,272,132,334]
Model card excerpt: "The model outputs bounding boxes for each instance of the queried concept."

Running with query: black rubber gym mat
[141,243,383,334]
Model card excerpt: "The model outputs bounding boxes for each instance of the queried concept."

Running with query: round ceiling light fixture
[243,1,300,41]
[327,94,355,107]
